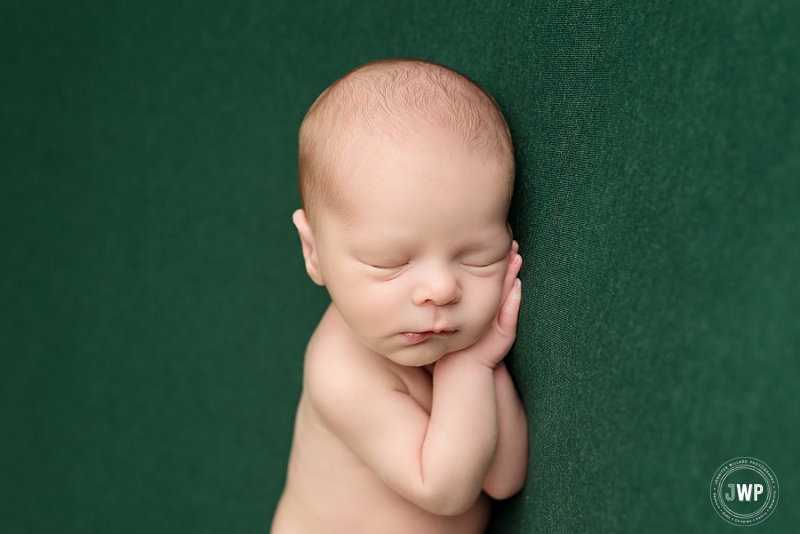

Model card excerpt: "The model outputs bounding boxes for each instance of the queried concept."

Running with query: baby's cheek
[466,278,504,331]
[483,271,506,308]
[357,284,402,326]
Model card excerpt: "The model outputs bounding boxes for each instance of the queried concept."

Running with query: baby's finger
[500,253,522,307]
[496,278,522,338]
[466,277,521,364]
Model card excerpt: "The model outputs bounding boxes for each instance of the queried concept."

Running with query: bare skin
[271,125,528,533]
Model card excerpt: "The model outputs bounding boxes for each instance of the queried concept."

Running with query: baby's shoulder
[303,305,404,406]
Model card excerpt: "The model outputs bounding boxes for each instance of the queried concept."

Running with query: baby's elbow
[436,496,481,517]
[422,498,477,517]
[415,485,482,517]
[483,480,524,501]
[482,469,527,501]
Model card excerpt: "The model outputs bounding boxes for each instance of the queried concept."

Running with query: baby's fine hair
[298,58,515,228]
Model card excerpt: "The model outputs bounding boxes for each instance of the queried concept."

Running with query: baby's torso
[271,310,491,533]
[271,392,491,534]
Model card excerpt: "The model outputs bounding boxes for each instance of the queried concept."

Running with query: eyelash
[464,254,507,267]
[367,262,408,270]
[367,260,499,271]
[461,260,503,271]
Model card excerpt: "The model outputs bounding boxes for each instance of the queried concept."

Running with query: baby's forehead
[331,138,509,220]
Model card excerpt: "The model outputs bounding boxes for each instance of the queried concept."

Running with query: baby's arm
[306,276,522,518]
[420,253,523,513]
[482,360,528,498]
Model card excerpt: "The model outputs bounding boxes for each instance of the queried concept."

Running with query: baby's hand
[450,240,522,369]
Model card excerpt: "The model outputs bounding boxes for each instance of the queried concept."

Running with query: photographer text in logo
[710,457,779,526]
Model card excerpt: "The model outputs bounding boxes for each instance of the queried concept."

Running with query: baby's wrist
[437,350,497,375]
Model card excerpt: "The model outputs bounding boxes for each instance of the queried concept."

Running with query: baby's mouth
[400,330,457,344]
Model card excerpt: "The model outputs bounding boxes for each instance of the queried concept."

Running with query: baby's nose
[412,264,461,306]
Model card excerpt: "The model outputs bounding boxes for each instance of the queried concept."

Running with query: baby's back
[271,305,492,534]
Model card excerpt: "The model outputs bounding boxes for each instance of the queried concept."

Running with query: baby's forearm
[482,361,528,498]
[419,351,497,516]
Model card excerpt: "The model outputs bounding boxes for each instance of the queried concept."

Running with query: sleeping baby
[271,58,528,534]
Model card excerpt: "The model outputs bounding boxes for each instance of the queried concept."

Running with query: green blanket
[2,1,797,532]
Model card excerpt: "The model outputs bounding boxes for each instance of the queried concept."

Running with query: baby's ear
[292,209,325,286]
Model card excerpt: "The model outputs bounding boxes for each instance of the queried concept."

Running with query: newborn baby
[271,58,528,534]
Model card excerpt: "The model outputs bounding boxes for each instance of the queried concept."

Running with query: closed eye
[461,257,504,269]
[460,256,506,275]
[369,263,407,270]
[362,261,409,270]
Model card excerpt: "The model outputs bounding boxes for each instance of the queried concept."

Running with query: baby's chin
[375,331,483,367]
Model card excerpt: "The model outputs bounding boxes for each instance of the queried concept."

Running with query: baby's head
[294,58,516,366]
[298,58,514,232]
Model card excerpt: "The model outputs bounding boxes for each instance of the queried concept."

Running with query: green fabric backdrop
[2,1,798,532]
